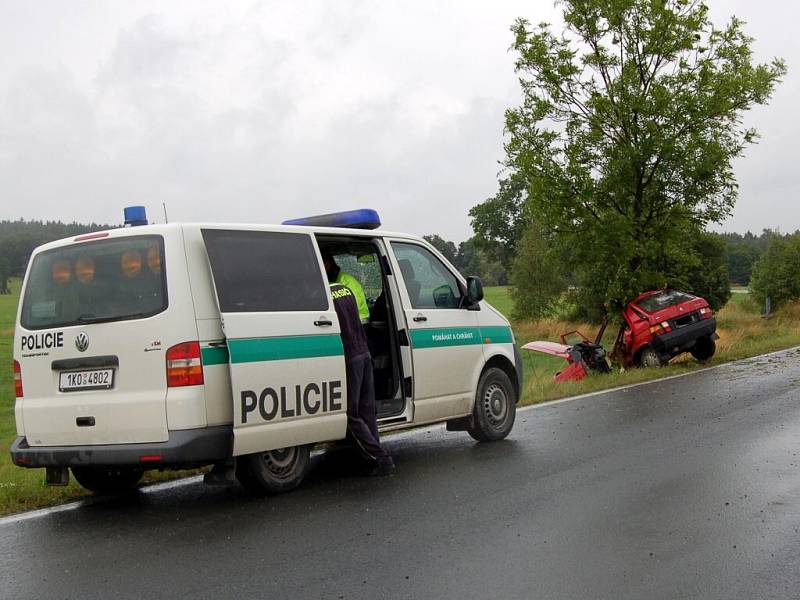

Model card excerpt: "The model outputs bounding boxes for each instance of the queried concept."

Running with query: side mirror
[466,276,484,306]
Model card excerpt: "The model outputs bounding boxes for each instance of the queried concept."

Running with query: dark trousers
[345,352,390,463]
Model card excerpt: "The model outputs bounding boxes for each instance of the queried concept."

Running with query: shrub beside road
[1,284,799,515]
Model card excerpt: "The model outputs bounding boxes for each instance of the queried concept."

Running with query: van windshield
[21,235,167,330]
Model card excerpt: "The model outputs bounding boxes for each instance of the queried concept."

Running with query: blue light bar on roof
[282,208,381,230]
[124,205,148,227]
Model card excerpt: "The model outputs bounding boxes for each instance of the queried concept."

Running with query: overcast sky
[1,1,797,241]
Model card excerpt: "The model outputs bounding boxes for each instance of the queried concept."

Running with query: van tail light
[13,360,23,398]
[166,342,204,387]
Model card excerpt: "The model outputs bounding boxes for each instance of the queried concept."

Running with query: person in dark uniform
[330,282,395,476]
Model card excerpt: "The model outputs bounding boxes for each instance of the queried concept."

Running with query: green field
[483,286,514,319]
[1,283,798,515]
[0,280,92,513]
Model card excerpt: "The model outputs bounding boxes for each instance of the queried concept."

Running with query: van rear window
[21,236,167,330]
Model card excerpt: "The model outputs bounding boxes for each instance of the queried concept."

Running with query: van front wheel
[468,367,516,442]
[236,444,311,496]
[71,466,143,494]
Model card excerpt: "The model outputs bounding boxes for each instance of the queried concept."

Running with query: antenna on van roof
[163,202,169,224]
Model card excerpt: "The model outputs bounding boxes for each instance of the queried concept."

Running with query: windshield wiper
[77,313,104,323]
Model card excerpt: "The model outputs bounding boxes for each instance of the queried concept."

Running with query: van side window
[202,229,327,312]
[390,242,462,309]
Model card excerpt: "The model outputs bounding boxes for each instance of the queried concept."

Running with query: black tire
[690,336,716,361]
[638,346,664,368]
[467,367,517,442]
[71,466,143,494]
[236,444,311,496]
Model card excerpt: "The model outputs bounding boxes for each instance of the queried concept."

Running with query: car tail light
[649,322,672,335]
[166,342,204,387]
[13,360,23,398]
[699,307,713,319]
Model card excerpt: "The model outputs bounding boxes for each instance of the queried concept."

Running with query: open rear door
[202,227,347,456]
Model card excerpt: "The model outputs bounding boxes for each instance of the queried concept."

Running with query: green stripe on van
[479,326,514,344]
[201,346,229,366]
[410,326,513,349]
[204,326,512,364]
[227,334,344,364]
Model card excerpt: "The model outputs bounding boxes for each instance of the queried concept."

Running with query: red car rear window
[636,290,696,313]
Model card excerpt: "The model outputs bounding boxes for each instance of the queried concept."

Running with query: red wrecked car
[614,289,718,368]
[523,289,718,381]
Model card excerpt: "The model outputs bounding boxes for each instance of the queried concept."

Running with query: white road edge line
[2,344,797,527]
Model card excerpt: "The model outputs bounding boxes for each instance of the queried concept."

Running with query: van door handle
[413,315,427,322]
[314,319,333,327]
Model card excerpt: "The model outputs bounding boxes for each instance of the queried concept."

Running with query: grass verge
[1,284,798,516]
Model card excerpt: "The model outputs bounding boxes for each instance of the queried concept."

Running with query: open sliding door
[202,227,347,456]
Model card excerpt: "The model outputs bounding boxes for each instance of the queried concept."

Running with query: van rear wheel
[236,444,311,496]
[71,466,143,494]
[468,367,516,442]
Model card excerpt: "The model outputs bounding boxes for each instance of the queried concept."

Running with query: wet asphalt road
[3,349,800,600]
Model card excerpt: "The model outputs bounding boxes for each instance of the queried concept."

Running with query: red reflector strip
[74,232,110,242]
[139,455,163,463]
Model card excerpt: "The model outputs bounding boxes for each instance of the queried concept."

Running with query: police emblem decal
[75,332,90,353]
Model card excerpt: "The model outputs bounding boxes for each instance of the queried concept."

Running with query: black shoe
[366,457,396,477]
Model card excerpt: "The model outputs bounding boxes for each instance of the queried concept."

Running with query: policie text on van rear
[11,208,522,494]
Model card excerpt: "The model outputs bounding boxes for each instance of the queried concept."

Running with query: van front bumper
[10,426,232,469]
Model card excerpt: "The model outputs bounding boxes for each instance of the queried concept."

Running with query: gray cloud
[0,1,796,240]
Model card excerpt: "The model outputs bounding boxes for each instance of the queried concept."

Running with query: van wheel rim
[484,383,508,425]
[263,448,297,479]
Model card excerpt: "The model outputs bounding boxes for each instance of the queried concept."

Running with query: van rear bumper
[10,426,232,469]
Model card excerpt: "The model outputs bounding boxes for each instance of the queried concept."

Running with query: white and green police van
[11,208,522,494]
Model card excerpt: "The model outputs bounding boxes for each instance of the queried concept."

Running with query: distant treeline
[0,219,791,296]
[423,235,508,286]
[0,219,110,293]
[721,230,782,285]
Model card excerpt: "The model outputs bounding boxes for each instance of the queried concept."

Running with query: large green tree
[473,0,785,318]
